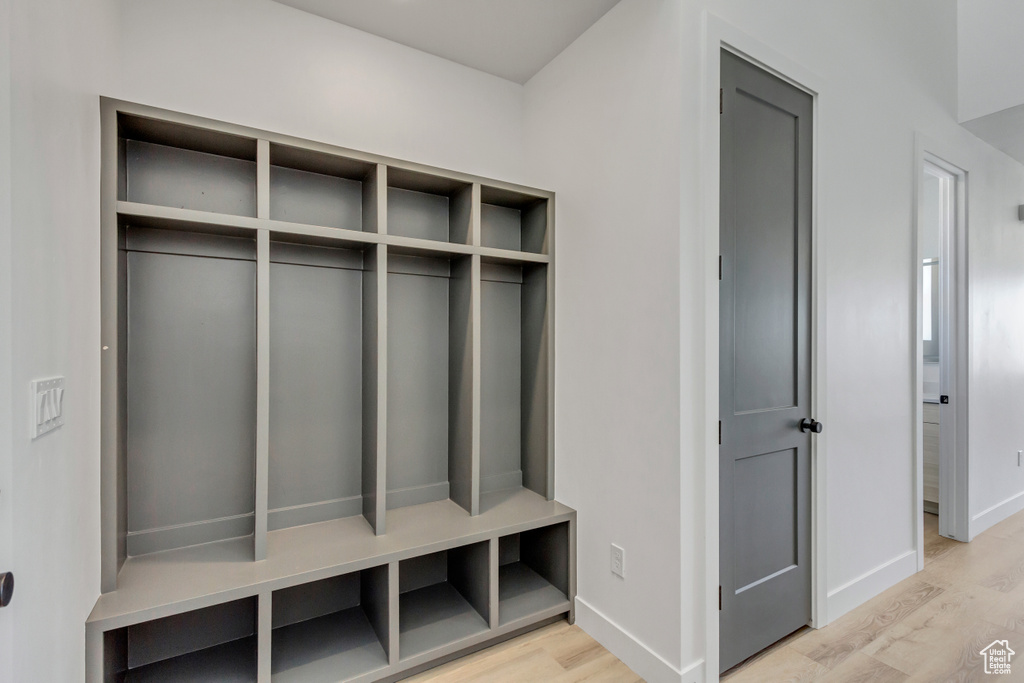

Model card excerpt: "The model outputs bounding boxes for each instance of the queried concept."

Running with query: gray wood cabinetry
[90,99,573,682]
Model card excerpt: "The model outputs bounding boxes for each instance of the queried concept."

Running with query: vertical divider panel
[568,517,577,624]
[488,537,499,629]
[257,140,270,220]
[472,255,482,513]
[449,542,491,628]
[450,182,475,245]
[374,164,388,235]
[470,183,482,246]
[363,163,384,234]
[388,560,400,665]
[99,99,122,594]
[376,167,389,530]
[255,228,270,560]
[546,198,555,499]
[521,262,551,499]
[257,590,272,683]
[448,254,480,515]
[362,244,388,535]
[363,564,392,663]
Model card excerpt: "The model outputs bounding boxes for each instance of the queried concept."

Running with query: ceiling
[272,0,622,84]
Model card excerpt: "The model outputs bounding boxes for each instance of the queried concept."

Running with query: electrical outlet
[611,543,625,578]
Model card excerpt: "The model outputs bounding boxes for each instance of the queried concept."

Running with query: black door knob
[0,572,12,608]
[800,418,823,434]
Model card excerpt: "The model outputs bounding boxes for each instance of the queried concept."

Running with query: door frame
[700,13,828,678]
[912,137,970,558]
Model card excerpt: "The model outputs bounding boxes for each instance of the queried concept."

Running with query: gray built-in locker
[88,100,575,682]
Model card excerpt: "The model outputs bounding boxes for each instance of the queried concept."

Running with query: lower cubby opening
[271,567,389,682]
[498,523,570,626]
[399,543,490,660]
[104,597,257,682]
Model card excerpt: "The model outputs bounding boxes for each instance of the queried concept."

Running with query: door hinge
[719,585,722,610]
[718,420,722,445]
[719,255,722,280]
[719,88,723,114]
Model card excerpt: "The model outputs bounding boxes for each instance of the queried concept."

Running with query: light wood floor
[724,510,1024,682]
[403,620,642,682]
[407,509,1024,682]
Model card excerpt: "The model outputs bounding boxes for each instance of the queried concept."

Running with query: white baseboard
[972,489,1024,537]
[826,549,917,621]
[574,597,704,683]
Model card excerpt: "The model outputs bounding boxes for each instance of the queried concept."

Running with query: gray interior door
[719,49,814,673]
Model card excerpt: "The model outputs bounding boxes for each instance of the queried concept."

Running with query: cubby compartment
[122,225,257,557]
[480,186,548,254]
[498,523,570,626]
[118,113,258,217]
[386,251,474,512]
[268,238,378,531]
[272,567,390,682]
[480,261,550,505]
[387,167,472,244]
[269,144,377,231]
[104,598,257,682]
[399,544,490,660]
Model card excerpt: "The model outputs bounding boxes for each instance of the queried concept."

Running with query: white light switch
[31,377,65,438]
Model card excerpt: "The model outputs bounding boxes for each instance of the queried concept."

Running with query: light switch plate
[31,377,65,438]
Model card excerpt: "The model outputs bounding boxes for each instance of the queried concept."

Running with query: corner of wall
[575,597,702,683]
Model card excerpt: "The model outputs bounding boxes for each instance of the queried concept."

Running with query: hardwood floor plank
[721,645,828,683]
[551,652,645,683]
[405,620,643,683]
[864,586,1003,675]
[819,652,907,683]
[790,580,944,669]
[902,619,1005,682]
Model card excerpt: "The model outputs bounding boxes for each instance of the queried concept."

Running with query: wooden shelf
[117,200,261,235]
[126,637,257,683]
[498,563,570,627]
[272,609,387,682]
[399,583,488,660]
[88,488,571,629]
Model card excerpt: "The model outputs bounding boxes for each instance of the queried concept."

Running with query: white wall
[7,0,118,679]
[525,2,687,679]
[117,0,527,184]
[959,145,1024,534]
[957,0,1024,122]
[527,0,1024,679]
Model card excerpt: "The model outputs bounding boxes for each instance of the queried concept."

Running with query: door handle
[800,418,823,434]
[0,572,12,608]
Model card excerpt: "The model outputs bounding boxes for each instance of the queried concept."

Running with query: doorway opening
[917,154,968,559]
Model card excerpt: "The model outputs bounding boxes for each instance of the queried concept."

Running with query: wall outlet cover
[31,377,65,439]
[611,543,625,578]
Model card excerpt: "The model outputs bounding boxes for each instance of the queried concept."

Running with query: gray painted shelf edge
[88,490,574,628]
